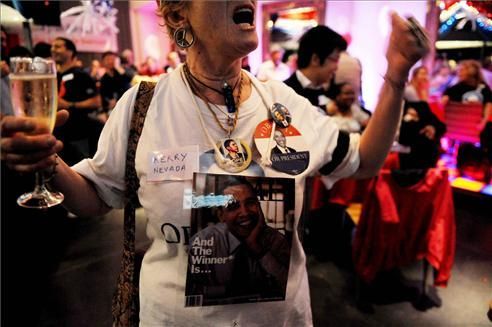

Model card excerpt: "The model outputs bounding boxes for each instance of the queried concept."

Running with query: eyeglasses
[326,55,340,63]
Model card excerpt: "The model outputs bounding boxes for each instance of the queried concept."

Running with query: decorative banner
[60,0,119,36]
[439,1,492,35]
[31,0,119,52]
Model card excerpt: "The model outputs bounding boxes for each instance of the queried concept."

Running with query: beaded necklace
[184,63,241,113]
[181,64,252,173]
[183,64,243,137]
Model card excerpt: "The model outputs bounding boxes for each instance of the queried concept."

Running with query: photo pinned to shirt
[254,119,310,175]
[184,173,294,307]
[215,138,252,173]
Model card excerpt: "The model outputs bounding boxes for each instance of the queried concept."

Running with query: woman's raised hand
[386,12,430,81]
[1,110,68,172]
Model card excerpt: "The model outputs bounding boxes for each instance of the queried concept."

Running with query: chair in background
[444,102,482,145]
[352,168,455,308]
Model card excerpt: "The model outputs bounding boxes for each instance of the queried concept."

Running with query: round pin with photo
[254,119,310,175]
[215,138,252,173]
[270,103,292,128]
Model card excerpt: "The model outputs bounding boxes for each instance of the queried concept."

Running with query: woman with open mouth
[1,0,429,325]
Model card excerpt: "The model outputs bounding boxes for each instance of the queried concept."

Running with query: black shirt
[54,67,101,146]
[57,67,98,103]
[443,82,492,104]
[100,69,132,110]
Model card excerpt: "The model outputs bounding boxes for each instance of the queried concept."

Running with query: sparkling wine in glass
[9,57,64,208]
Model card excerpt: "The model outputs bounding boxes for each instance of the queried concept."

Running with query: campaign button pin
[270,103,291,128]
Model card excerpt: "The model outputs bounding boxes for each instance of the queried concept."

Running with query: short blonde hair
[155,0,189,36]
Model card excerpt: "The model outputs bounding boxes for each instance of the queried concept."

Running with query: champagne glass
[9,57,64,208]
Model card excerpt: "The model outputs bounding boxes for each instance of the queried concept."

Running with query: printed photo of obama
[185,174,295,307]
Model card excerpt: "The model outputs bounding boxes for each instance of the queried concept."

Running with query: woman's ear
[164,7,188,30]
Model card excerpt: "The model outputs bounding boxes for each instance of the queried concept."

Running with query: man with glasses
[284,25,347,113]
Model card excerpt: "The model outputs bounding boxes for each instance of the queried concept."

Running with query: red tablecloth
[353,168,455,287]
[309,177,371,210]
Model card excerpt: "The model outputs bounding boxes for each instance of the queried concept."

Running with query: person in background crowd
[0,0,428,324]
[50,37,102,164]
[327,82,370,133]
[2,45,33,116]
[120,48,138,79]
[0,25,7,57]
[138,56,163,76]
[442,60,489,104]
[1,25,13,116]
[100,51,132,114]
[86,59,104,84]
[164,51,181,73]
[73,57,84,68]
[284,27,351,265]
[282,49,297,74]
[442,59,492,161]
[33,42,52,59]
[398,101,446,170]
[284,25,347,112]
[404,65,429,102]
[334,33,363,105]
[429,62,455,97]
[482,56,492,89]
[256,45,291,82]
[6,45,32,59]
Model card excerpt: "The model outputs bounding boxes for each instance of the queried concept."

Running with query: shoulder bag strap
[112,81,156,327]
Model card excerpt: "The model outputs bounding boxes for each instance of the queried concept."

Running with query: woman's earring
[174,27,195,49]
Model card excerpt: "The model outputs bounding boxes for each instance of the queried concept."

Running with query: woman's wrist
[385,65,410,82]
[383,74,406,91]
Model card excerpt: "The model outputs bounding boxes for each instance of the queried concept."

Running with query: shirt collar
[296,70,323,90]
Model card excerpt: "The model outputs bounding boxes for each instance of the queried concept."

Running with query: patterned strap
[112,81,156,327]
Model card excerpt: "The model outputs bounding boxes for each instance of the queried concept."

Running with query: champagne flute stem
[16,171,64,209]
[33,171,46,194]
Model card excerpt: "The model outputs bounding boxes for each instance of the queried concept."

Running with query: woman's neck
[185,50,250,105]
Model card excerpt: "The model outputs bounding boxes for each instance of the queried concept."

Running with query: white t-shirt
[73,66,360,326]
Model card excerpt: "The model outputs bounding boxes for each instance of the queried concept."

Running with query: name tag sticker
[62,73,74,82]
[147,145,198,182]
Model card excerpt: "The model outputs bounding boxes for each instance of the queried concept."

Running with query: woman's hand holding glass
[1,111,67,172]
[1,57,68,208]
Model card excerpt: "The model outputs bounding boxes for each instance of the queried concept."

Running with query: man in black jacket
[283,26,347,112]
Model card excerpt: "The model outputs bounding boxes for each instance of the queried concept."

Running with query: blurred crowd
[2,25,491,178]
